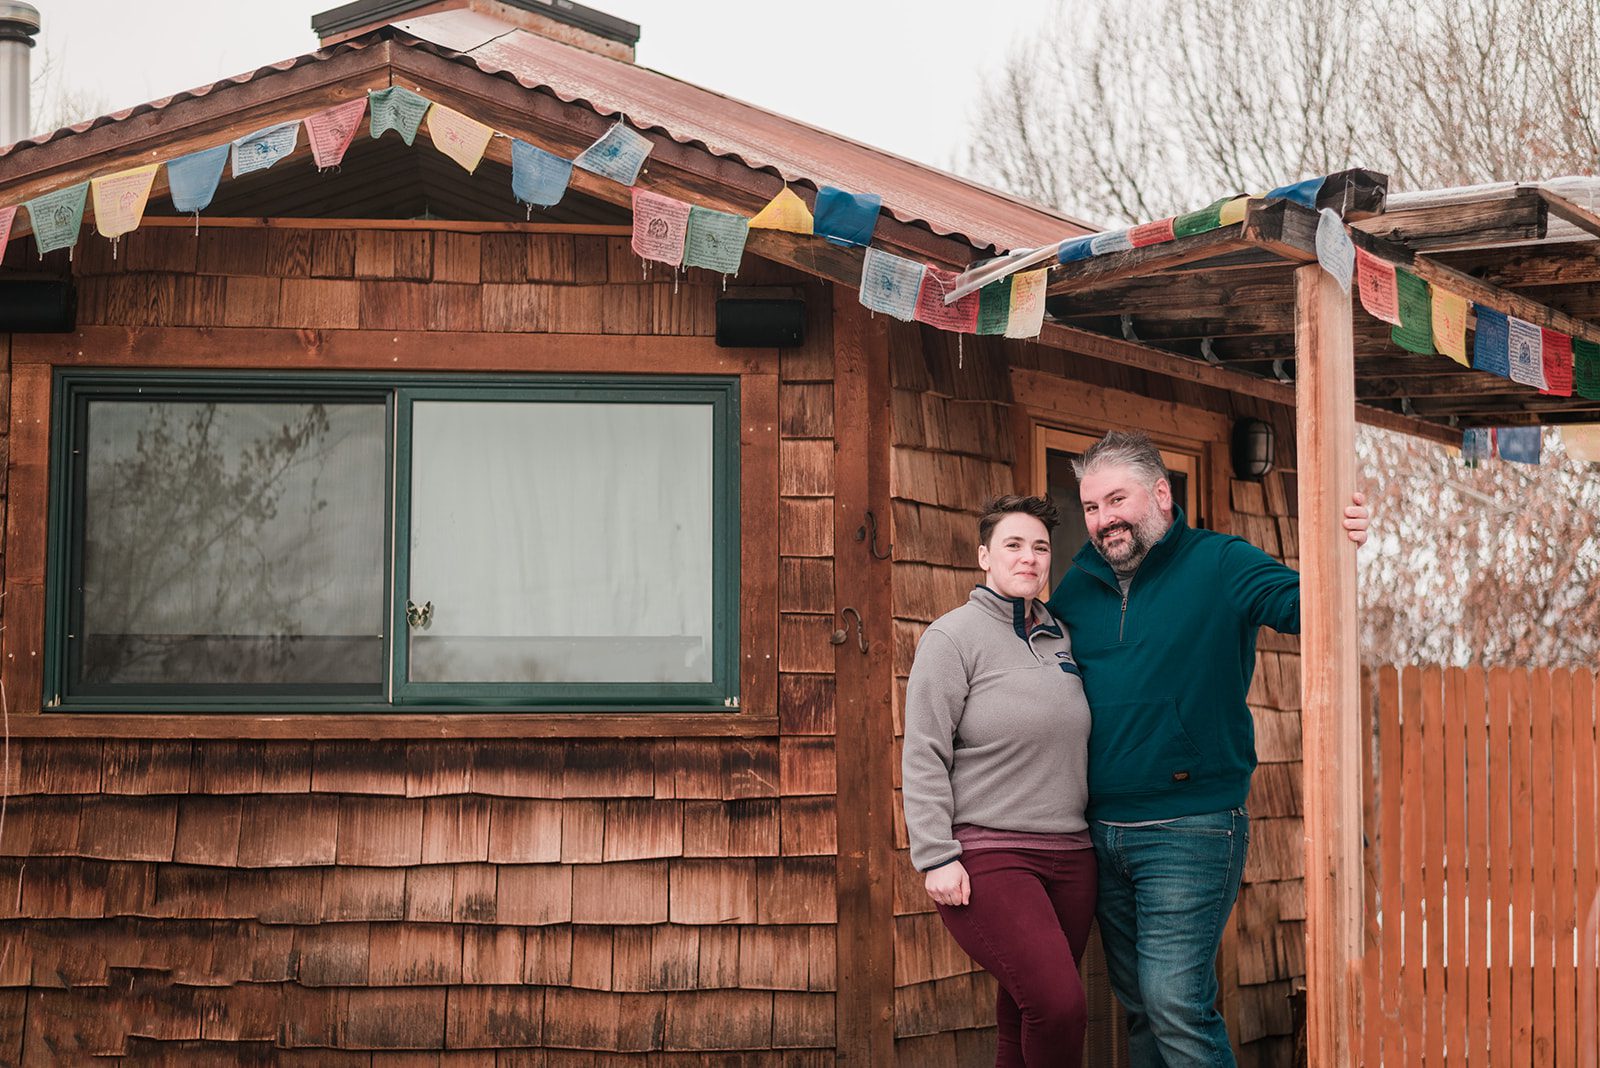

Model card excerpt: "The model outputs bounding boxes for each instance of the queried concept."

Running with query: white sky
[31,0,1060,173]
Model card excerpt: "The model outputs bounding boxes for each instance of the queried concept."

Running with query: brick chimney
[312,0,639,62]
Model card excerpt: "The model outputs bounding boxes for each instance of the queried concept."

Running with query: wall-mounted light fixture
[1231,418,1275,480]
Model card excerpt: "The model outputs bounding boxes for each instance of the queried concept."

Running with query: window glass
[73,399,387,692]
[405,400,715,685]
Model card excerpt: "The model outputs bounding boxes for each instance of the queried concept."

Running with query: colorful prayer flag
[1431,288,1470,366]
[813,186,881,248]
[1538,329,1573,397]
[25,182,88,255]
[1218,196,1250,226]
[166,144,229,214]
[1574,338,1600,400]
[1005,270,1049,339]
[1089,229,1132,256]
[1562,424,1600,462]
[1506,315,1547,390]
[1173,197,1230,239]
[858,247,924,321]
[975,276,1013,335]
[630,188,691,266]
[1056,235,1094,264]
[232,121,299,178]
[1390,268,1433,355]
[683,206,749,275]
[915,266,980,332]
[748,187,813,234]
[369,86,432,146]
[426,104,494,173]
[0,204,17,263]
[574,123,652,185]
[1354,248,1401,325]
[1461,427,1493,463]
[511,140,572,207]
[303,98,367,170]
[1315,208,1354,294]
[1472,306,1511,378]
[1265,176,1324,208]
[1496,426,1542,465]
[90,164,158,240]
[1129,218,1176,247]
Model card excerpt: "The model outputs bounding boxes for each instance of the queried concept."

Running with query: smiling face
[1079,461,1174,574]
[977,512,1052,601]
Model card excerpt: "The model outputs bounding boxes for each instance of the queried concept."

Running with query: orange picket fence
[1362,666,1600,1066]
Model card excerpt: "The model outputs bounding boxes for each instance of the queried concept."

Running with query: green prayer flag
[1173,197,1230,239]
[976,276,1014,335]
[683,206,749,275]
[1390,268,1434,355]
[369,86,432,146]
[25,182,89,255]
[1574,338,1600,400]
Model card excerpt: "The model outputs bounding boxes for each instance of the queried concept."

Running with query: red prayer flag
[1355,248,1401,325]
[1539,328,1574,396]
[1129,217,1177,247]
[914,266,980,333]
[0,205,15,263]
[303,99,369,170]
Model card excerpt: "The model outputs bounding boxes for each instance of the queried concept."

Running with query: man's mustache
[1096,522,1134,540]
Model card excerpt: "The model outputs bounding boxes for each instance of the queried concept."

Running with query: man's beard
[1092,507,1169,575]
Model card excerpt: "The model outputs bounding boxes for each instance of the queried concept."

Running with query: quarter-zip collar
[1071,505,1191,595]
[968,584,1064,641]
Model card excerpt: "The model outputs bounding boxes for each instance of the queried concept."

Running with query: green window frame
[44,369,742,713]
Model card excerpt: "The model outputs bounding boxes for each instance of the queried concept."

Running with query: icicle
[673,269,680,296]
[111,237,119,261]
[193,212,200,237]
[957,334,964,369]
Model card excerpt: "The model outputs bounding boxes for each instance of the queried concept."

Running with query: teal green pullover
[1046,507,1299,822]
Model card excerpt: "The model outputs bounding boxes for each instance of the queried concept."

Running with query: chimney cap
[0,1,40,43]
[311,0,639,48]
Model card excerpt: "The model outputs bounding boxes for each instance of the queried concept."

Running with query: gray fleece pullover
[901,586,1093,872]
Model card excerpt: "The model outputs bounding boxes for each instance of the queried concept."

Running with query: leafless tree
[966,0,1600,667]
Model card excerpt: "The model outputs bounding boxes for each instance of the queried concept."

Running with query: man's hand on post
[1344,491,1370,547]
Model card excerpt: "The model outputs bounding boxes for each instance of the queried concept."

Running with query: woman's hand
[925,860,971,907]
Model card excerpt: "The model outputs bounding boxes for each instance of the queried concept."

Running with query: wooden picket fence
[1363,666,1600,1066]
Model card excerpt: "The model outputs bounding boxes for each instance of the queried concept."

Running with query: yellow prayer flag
[90,164,159,240]
[1431,287,1470,366]
[426,105,494,174]
[1563,424,1600,462]
[1218,196,1251,226]
[748,187,813,235]
[1004,270,1048,339]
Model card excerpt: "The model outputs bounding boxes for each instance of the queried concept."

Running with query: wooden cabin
[6,2,1594,1065]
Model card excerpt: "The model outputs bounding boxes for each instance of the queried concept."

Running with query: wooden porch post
[1294,261,1364,1064]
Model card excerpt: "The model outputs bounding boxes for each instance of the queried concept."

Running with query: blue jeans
[1090,808,1249,1067]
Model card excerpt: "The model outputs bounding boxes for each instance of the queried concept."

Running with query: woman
[901,494,1095,1067]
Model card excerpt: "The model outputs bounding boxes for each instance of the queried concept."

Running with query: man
[1046,430,1367,1066]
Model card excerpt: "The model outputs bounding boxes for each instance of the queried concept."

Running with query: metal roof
[0,11,1092,255]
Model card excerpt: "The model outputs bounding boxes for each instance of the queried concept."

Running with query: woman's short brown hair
[977,494,1060,547]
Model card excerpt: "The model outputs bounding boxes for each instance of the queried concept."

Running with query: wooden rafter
[1353,188,1548,251]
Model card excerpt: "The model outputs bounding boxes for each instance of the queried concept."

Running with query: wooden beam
[5,713,782,739]
[1294,260,1364,1067]
[133,216,632,235]
[1045,224,1254,296]
[1241,199,1319,263]
[830,290,897,1065]
[1353,188,1548,250]
[1535,187,1600,242]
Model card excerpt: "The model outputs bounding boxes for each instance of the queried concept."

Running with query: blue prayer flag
[1089,229,1132,255]
[1460,428,1493,463]
[511,140,573,207]
[166,144,230,214]
[1265,176,1325,208]
[1496,426,1542,465]
[232,121,300,178]
[1057,235,1094,264]
[813,186,881,248]
[1472,306,1511,378]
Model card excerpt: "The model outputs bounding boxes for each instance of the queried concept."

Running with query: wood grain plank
[1401,665,1425,1065]
[1422,666,1446,1065]
[1465,665,1492,1065]
[1512,668,1535,1067]
[1552,669,1578,1068]
[1574,670,1600,1068]
[1489,667,1514,1062]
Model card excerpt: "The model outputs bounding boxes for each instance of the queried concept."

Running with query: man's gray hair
[1072,430,1168,489]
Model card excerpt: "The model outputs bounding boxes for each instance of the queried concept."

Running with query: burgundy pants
[935,847,1098,1068]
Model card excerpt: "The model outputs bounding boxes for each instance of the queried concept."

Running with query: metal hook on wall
[855,510,891,560]
[830,606,869,654]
